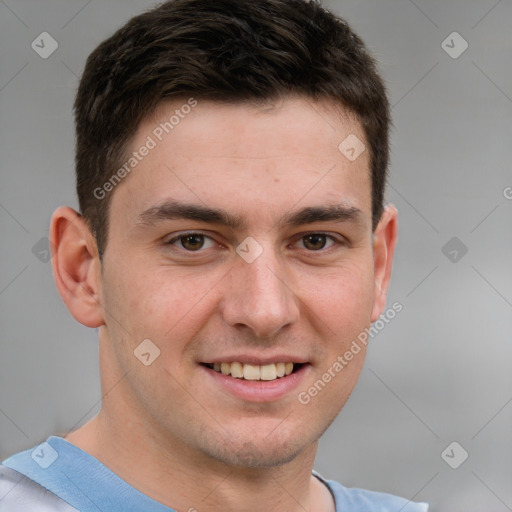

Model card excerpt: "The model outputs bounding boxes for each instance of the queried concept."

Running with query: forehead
[109,96,372,229]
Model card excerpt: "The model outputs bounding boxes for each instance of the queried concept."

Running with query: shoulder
[313,472,429,512]
[0,464,79,511]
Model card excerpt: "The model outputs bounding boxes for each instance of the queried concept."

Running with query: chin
[196,426,314,469]
[210,443,303,468]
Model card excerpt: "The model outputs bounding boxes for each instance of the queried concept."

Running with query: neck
[65,410,333,512]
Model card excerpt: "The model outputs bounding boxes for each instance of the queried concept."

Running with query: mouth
[200,360,310,402]
[201,362,305,381]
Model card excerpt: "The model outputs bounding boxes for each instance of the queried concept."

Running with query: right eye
[166,232,217,251]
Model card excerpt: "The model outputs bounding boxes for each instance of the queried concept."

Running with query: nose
[221,247,300,339]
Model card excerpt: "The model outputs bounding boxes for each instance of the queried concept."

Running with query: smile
[202,362,303,381]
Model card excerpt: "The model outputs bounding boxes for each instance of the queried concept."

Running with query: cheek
[301,262,375,330]
[107,262,219,342]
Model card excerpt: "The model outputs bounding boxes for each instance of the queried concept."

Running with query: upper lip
[202,355,309,365]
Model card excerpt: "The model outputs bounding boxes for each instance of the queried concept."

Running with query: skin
[50,96,397,512]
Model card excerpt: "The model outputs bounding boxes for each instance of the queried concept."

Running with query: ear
[370,204,398,323]
[50,206,105,328]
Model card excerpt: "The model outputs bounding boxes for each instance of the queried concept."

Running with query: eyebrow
[135,199,364,230]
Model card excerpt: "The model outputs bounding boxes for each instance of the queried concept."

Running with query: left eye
[167,233,216,251]
[297,234,338,251]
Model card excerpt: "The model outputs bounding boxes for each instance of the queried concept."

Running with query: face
[95,96,393,468]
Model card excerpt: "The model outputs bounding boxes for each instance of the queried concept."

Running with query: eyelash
[164,231,346,253]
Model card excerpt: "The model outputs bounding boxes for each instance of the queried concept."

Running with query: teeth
[260,364,277,381]
[209,362,297,381]
[243,364,261,380]
[230,361,244,378]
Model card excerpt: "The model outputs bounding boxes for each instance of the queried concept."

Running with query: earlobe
[50,206,105,328]
[370,204,398,323]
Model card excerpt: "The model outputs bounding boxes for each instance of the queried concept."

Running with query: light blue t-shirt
[1,436,428,511]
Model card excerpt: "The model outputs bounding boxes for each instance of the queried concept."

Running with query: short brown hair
[75,0,391,257]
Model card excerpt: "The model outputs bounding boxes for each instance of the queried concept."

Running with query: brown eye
[165,232,218,255]
[180,234,205,250]
[302,234,327,250]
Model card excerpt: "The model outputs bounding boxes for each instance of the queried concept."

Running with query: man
[0,0,428,510]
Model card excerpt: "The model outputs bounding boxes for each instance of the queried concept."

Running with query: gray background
[1,1,511,511]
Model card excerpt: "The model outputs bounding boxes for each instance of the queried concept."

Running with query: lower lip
[200,364,310,403]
